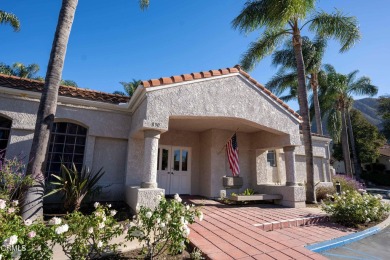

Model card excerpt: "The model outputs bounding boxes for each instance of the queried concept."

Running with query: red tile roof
[0,74,130,104]
[142,65,302,120]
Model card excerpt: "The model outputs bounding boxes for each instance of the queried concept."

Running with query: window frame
[45,122,88,177]
[267,150,277,167]
[0,116,12,161]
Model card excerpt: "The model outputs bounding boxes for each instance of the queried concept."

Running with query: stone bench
[229,194,282,201]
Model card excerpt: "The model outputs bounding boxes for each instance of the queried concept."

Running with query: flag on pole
[226,133,240,176]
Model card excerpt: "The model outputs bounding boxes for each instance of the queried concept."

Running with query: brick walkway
[188,199,355,260]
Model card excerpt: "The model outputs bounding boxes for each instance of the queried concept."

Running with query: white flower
[180,216,185,224]
[94,211,102,217]
[186,205,190,210]
[98,222,105,229]
[97,241,103,248]
[182,226,190,237]
[107,204,112,208]
[160,222,166,228]
[24,219,32,226]
[88,227,94,234]
[102,216,107,222]
[157,194,162,201]
[0,199,5,210]
[198,212,204,221]
[174,194,182,203]
[55,224,69,234]
[49,217,62,225]
[110,210,117,216]
[145,211,152,218]
[7,207,15,214]
[94,202,100,208]
[3,235,18,246]
[155,218,161,224]
[11,200,19,206]
[366,218,371,223]
[28,231,36,239]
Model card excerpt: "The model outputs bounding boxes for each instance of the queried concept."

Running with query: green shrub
[126,193,202,259]
[316,186,336,202]
[46,164,105,212]
[0,157,33,201]
[322,190,390,227]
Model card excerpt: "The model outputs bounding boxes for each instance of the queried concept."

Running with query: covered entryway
[157,145,191,195]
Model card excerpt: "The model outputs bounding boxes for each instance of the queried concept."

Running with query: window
[267,150,277,167]
[46,122,87,176]
[0,116,12,161]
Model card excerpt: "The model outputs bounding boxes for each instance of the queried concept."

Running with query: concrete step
[253,215,330,231]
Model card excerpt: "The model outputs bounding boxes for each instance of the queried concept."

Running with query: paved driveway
[320,226,390,260]
[187,198,355,260]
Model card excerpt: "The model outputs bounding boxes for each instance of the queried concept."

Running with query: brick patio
[188,199,355,260]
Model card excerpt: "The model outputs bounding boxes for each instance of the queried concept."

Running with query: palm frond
[348,77,378,96]
[266,70,297,96]
[309,10,361,52]
[346,70,359,85]
[279,85,298,102]
[139,0,150,11]
[0,10,20,31]
[240,29,288,71]
[322,64,336,74]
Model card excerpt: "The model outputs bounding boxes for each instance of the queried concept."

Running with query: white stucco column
[141,129,161,188]
[283,146,298,186]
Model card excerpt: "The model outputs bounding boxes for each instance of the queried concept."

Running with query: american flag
[226,133,240,176]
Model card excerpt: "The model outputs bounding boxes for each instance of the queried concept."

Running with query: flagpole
[217,128,239,154]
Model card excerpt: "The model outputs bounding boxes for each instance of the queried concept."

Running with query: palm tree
[266,36,327,135]
[320,66,378,178]
[113,79,141,96]
[232,0,360,202]
[22,0,150,220]
[0,10,20,31]
[61,79,78,87]
[0,62,40,79]
[11,62,40,78]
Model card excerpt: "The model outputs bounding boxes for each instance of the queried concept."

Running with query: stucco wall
[92,137,128,200]
[0,93,132,202]
[208,130,253,197]
[141,76,301,141]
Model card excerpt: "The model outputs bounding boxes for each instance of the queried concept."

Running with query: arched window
[46,122,87,176]
[0,116,12,161]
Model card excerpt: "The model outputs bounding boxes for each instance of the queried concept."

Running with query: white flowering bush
[0,199,55,260]
[322,190,390,227]
[125,194,203,259]
[52,203,124,259]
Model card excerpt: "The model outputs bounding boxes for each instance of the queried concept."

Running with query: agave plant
[46,164,105,212]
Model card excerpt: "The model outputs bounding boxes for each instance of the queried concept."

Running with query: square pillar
[283,146,298,186]
[141,130,160,188]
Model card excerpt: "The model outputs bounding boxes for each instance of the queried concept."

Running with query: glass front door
[157,145,191,195]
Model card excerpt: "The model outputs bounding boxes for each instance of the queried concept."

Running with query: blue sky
[1,0,389,110]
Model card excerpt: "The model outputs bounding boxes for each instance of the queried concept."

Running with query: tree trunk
[293,31,316,203]
[341,106,353,177]
[21,0,79,220]
[311,73,323,135]
[346,108,362,180]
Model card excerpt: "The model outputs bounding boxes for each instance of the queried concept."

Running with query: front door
[157,145,191,195]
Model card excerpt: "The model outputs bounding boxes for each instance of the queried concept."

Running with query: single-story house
[0,66,332,210]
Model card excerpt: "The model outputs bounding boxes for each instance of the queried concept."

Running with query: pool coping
[305,214,390,253]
